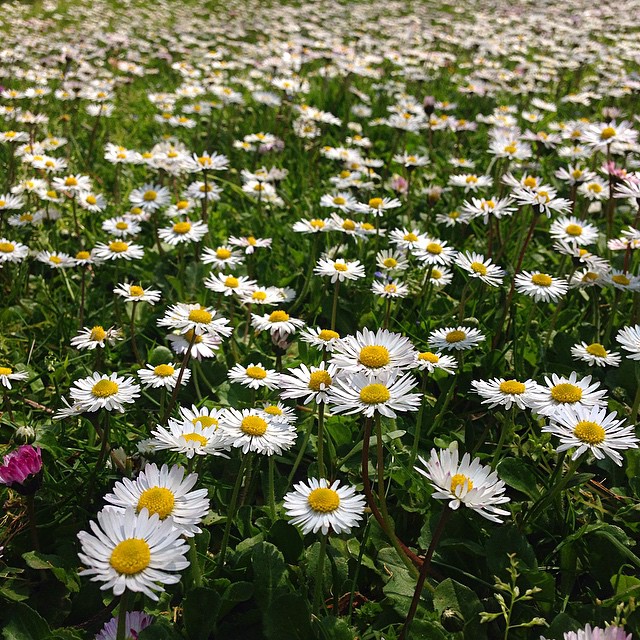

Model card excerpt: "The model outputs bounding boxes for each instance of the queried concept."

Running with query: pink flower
[0,445,43,492]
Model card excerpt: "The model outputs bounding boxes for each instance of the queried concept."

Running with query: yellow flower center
[0,242,15,253]
[177,200,189,210]
[586,343,607,358]
[484,200,495,209]
[216,248,231,259]
[426,242,442,255]
[307,487,340,513]
[465,175,478,184]
[583,271,599,282]
[91,380,119,398]
[308,370,332,391]
[418,351,439,363]
[0,366,13,376]
[153,364,175,377]
[503,143,517,154]
[470,261,487,275]
[333,196,346,205]
[523,176,538,188]
[263,405,282,416]
[404,233,418,242]
[252,291,267,301]
[199,184,212,192]
[188,309,212,324]
[192,416,218,428]
[137,487,175,519]
[49,255,62,264]
[183,432,208,445]
[75,251,90,260]
[184,330,203,344]
[571,169,583,179]
[334,262,348,272]
[431,269,443,279]
[499,380,526,394]
[318,329,339,341]
[109,241,129,253]
[613,274,630,286]
[359,383,391,404]
[129,285,144,297]
[600,126,616,140]
[339,170,351,179]
[173,221,191,234]
[90,326,106,341]
[143,190,157,201]
[384,284,397,293]
[240,415,268,436]
[109,538,151,575]
[85,195,97,205]
[368,197,383,209]
[47,190,58,198]
[531,273,553,287]
[573,420,606,444]
[224,276,239,288]
[130,207,143,215]
[246,366,267,379]
[20,213,33,222]
[342,220,356,231]
[115,221,129,230]
[358,345,390,368]
[550,383,582,403]
[445,330,466,343]
[247,236,257,246]
[269,310,290,322]
[383,257,398,268]
[310,219,325,229]
[65,177,78,187]
[587,183,602,193]
[450,473,473,494]
[565,224,583,236]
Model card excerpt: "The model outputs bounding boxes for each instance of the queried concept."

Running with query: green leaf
[2,603,51,640]
[137,617,182,640]
[485,525,537,573]
[183,587,221,640]
[219,581,254,619]
[148,346,174,366]
[263,594,313,640]
[267,520,304,563]
[408,619,448,639]
[433,578,486,640]
[497,458,541,500]
[22,552,79,593]
[544,613,580,640]
[316,616,356,640]
[251,542,289,612]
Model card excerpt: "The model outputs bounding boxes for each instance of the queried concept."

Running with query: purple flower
[95,611,154,640]
[0,445,43,493]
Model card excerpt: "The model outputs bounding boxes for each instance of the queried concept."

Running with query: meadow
[1,0,640,638]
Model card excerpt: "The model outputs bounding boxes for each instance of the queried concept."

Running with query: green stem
[268,456,277,520]
[161,331,197,424]
[188,537,203,587]
[287,416,314,488]
[425,375,457,439]
[317,402,326,478]
[115,590,131,640]
[330,280,341,331]
[491,408,514,470]
[410,373,429,464]
[312,534,328,615]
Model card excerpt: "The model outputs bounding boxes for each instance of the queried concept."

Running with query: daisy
[571,342,621,367]
[201,245,244,269]
[129,184,171,213]
[167,330,222,360]
[471,378,540,410]
[355,196,402,217]
[455,252,505,287]
[511,186,571,217]
[541,624,630,640]
[183,181,222,202]
[581,121,638,150]
[77,192,107,213]
[460,197,516,223]
[104,463,209,537]
[93,241,144,262]
[412,237,458,266]
[0,194,25,210]
[204,273,256,297]
[149,416,230,459]
[371,280,409,299]
[448,173,493,192]
[555,165,596,186]
[77,506,189,600]
[228,235,272,255]
[529,372,608,418]
[328,369,421,418]
[376,249,409,273]
[158,219,208,246]
[542,406,638,465]
[239,287,282,307]
[393,153,429,168]
[228,363,280,390]
[102,217,142,238]
[292,218,331,234]
[578,180,609,201]
[283,478,366,535]
[415,447,510,523]
[314,258,365,283]
[0,238,29,265]
[36,251,72,269]
[69,372,141,413]
[138,363,191,390]
[220,408,297,456]
[113,283,162,305]
[70,326,122,351]
[428,326,486,352]
[278,362,340,405]
[514,271,568,303]
[549,216,599,246]
[320,192,358,212]
[95,612,153,640]
[388,228,428,251]
[606,271,640,292]
[428,267,454,288]
[413,351,458,374]
[157,303,231,338]
[330,327,417,377]
[261,402,297,426]
[299,327,341,353]
[251,310,305,340]
[0,366,28,389]
[52,174,92,194]
[615,325,640,360]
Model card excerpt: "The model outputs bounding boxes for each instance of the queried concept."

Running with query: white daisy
[514,271,568,303]
[70,326,122,351]
[220,409,297,456]
[201,245,244,269]
[616,325,640,360]
[129,184,171,213]
[278,362,340,405]
[415,447,510,523]
[157,303,231,338]
[455,252,505,287]
[542,406,638,465]
[77,506,189,600]
[251,310,305,340]
[471,378,540,410]
[93,241,144,262]
[299,327,342,353]
[204,273,256,297]
[283,478,366,535]
[314,258,366,283]
[570,342,621,367]
[413,351,458,374]
[69,372,141,413]
[138,363,191,390]
[167,330,222,360]
[371,280,409,299]
[113,283,162,305]
[0,366,29,389]
[412,237,458,267]
[158,219,208,246]
[149,415,230,459]
[104,463,209,537]
[227,363,280,390]
[529,372,608,418]
[428,326,486,352]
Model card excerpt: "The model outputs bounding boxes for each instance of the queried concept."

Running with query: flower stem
[188,537,202,588]
[317,402,326,478]
[410,373,429,464]
[115,590,131,640]
[268,456,277,520]
[129,301,142,365]
[161,331,197,424]
[25,495,40,551]
[398,506,451,640]
[330,280,341,331]
[312,534,328,615]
